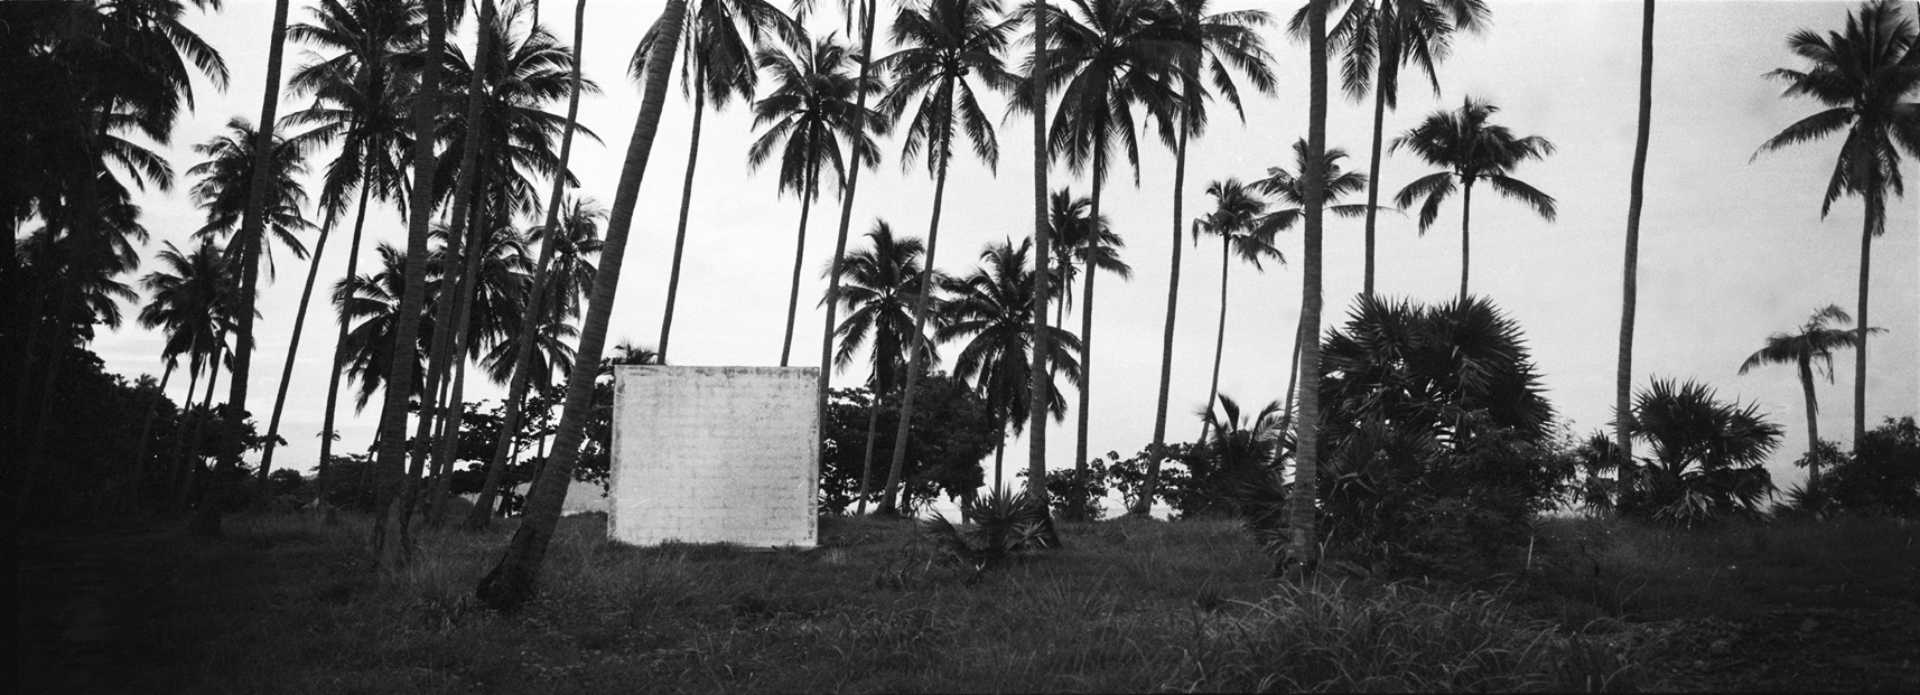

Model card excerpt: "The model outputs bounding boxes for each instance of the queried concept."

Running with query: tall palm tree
[829,221,939,514]
[748,31,883,367]
[818,0,882,444]
[226,0,294,484]
[1287,0,1330,578]
[1149,1,1275,510]
[1044,187,1115,328]
[466,0,593,531]
[1738,305,1879,484]
[1037,0,1184,504]
[1023,0,1055,509]
[1306,0,1487,296]
[1190,178,1282,446]
[1391,96,1556,301]
[1615,0,1654,488]
[334,243,431,412]
[657,0,800,362]
[133,241,233,494]
[940,238,1083,500]
[1754,0,1920,449]
[1254,137,1374,434]
[875,0,1016,517]
[477,0,688,611]
[425,219,532,524]
[282,0,425,514]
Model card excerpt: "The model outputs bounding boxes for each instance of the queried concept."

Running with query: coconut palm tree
[1303,0,1487,296]
[1615,0,1655,489]
[1287,0,1331,577]
[1190,178,1283,446]
[818,0,883,439]
[657,0,801,362]
[133,241,234,496]
[1390,96,1556,302]
[333,243,433,412]
[829,221,941,514]
[940,238,1084,503]
[874,0,1017,517]
[1754,0,1920,449]
[748,31,883,367]
[1035,0,1184,504]
[1044,188,1117,326]
[1738,305,1879,484]
[1254,138,1375,435]
[1023,0,1055,510]
[425,219,533,524]
[477,0,688,611]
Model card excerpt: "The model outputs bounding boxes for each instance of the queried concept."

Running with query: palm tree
[477,0,688,611]
[133,241,233,495]
[829,221,940,514]
[425,219,533,524]
[1306,0,1487,296]
[1390,96,1557,301]
[1189,178,1283,447]
[1254,138,1374,435]
[466,0,594,531]
[282,0,425,514]
[1615,0,1654,491]
[748,31,883,367]
[1738,305,1878,484]
[1149,1,1275,511]
[1624,379,1784,523]
[657,0,801,362]
[225,0,294,484]
[818,0,883,444]
[1036,0,1185,505]
[1023,0,1055,510]
[1754,0,1920,449]
[1287,0,1330,578]
[940,238,1084,500]
[334,243,431,412]
[875,0,1017,517]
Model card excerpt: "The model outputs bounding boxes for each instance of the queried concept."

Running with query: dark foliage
[922,485,1056,572]
[820,377,1000,515]
[1613,378,1783,525]
[1019,455,1112,520]
[1784,418,1920,517]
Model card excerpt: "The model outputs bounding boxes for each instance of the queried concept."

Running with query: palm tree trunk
[1458,181,1473,302]
[1025,0,1055,521]
[1140,109,1191,517]
[428,192,495,526]
[257,198,336,498]
[167,359,204,510]
[1286,0,1329,578]
[426,354,469,526]
[224,0,292,466]
[781,143,819,368]
[1361,59,1389,298]
[466,0,589,532]
[476,0,686,612]
[659,68,706,362]
[854,394,884,515]
[1616,0,1654,476]
[1797,356,1822,485]
[994,429,1006,492]
[131,363,177,510]
[1203,237,1230,442]
[878,150,953,516]
[1070,166,1103,522]
[820,0,879,456]
[1278,310,1304,436]
[317,162,377,522]
[406,190,482,514]
[179,342,227,513]
[1852,178,1876,450]
[371,0,448,560]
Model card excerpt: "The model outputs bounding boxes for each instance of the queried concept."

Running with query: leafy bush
[1783,418,1920,517]
[1614,378,1782,524]
[1018,458,1111,520]
[819,377,999,515]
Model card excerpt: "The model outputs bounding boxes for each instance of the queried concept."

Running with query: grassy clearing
[20,512,1920,692]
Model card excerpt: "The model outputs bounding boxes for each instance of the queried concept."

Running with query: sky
[92,0,1919,499]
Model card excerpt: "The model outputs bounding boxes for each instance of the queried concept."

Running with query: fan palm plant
[829,221,940,514]
[1753,0,1920,449]
[1623,379,1784,524]
[657,0,801,362]
[748,30,884,367]
[1390,96,1557,301]
[1738,305,1880,483]
[940,238,1084,502]
[875,0,1018,517]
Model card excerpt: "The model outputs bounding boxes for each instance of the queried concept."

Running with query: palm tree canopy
[283,0,426,224]
[138,239,239,373]
[1047,187,1130,311]
[527,196,607,323]
[1737,304,1881,382]
[185,117,317,277]
[1255,137,1379,230]
[876,0,1019,175]
[830,220,942,396]
[1390,96,1557,231]
[748,31,886,198]
[653,0,803,109]
[1027,0,1188,184]
[1195,177,1285,270]
[333,242,429,409]
[1300,0,1490,105]
[1754,0,1920,229]
[1167,0,1278,137]
[936,237,1085,433]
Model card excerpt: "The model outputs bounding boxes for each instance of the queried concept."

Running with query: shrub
[1018,458,1111,520]
[922,485,1056,570]
[1783,418,1920,517]
[1615,378,1782,524]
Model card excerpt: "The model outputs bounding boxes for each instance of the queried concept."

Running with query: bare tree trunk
[659,68,706,362]
[1616,0,1655,479]
[1201,237,1229,443]
[224,0,293,474]
[780,137,819,367]
[258,191,335,498]
[1286,0,1329,579]
[1851,177,1876,450]
[1140,112,1190,517]
[1024,1,1057,544]
[476,0,686,611]
[1361,59,1388,298]
[1798,356,1822,485]
[317,163,376,522]
[1458,181,1472,302]
[878,151,952,516]
[820,0,879,464]
[854,393,883,515]
[1069,164,1103,522]
[1278,311,1305,436]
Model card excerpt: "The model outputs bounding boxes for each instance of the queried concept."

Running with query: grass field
[18,512,1920,693]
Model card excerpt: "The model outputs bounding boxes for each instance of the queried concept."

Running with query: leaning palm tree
[133,241,233,498]
[656,0,801,362]
[1738,305,1878,484]
[940,238,1084,505]
[1035,0,1185,507]
[748,31,883,367]
[1753,0,1920,449]
[1391,96,1556,302]
[829,221,940,514]
[1190,178,1283,446]
[1303,0,1487,296]
[1254,138,1375,435]
[817,0,884,438]
[874,0,1017,517]
[477,0,688,611]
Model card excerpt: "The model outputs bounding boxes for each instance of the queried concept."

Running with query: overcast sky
[93,0,1918,494]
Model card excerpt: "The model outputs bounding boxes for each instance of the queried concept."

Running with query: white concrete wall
[609,366,818,548]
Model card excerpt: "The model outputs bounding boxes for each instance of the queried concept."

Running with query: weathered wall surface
[609,366,818,548]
